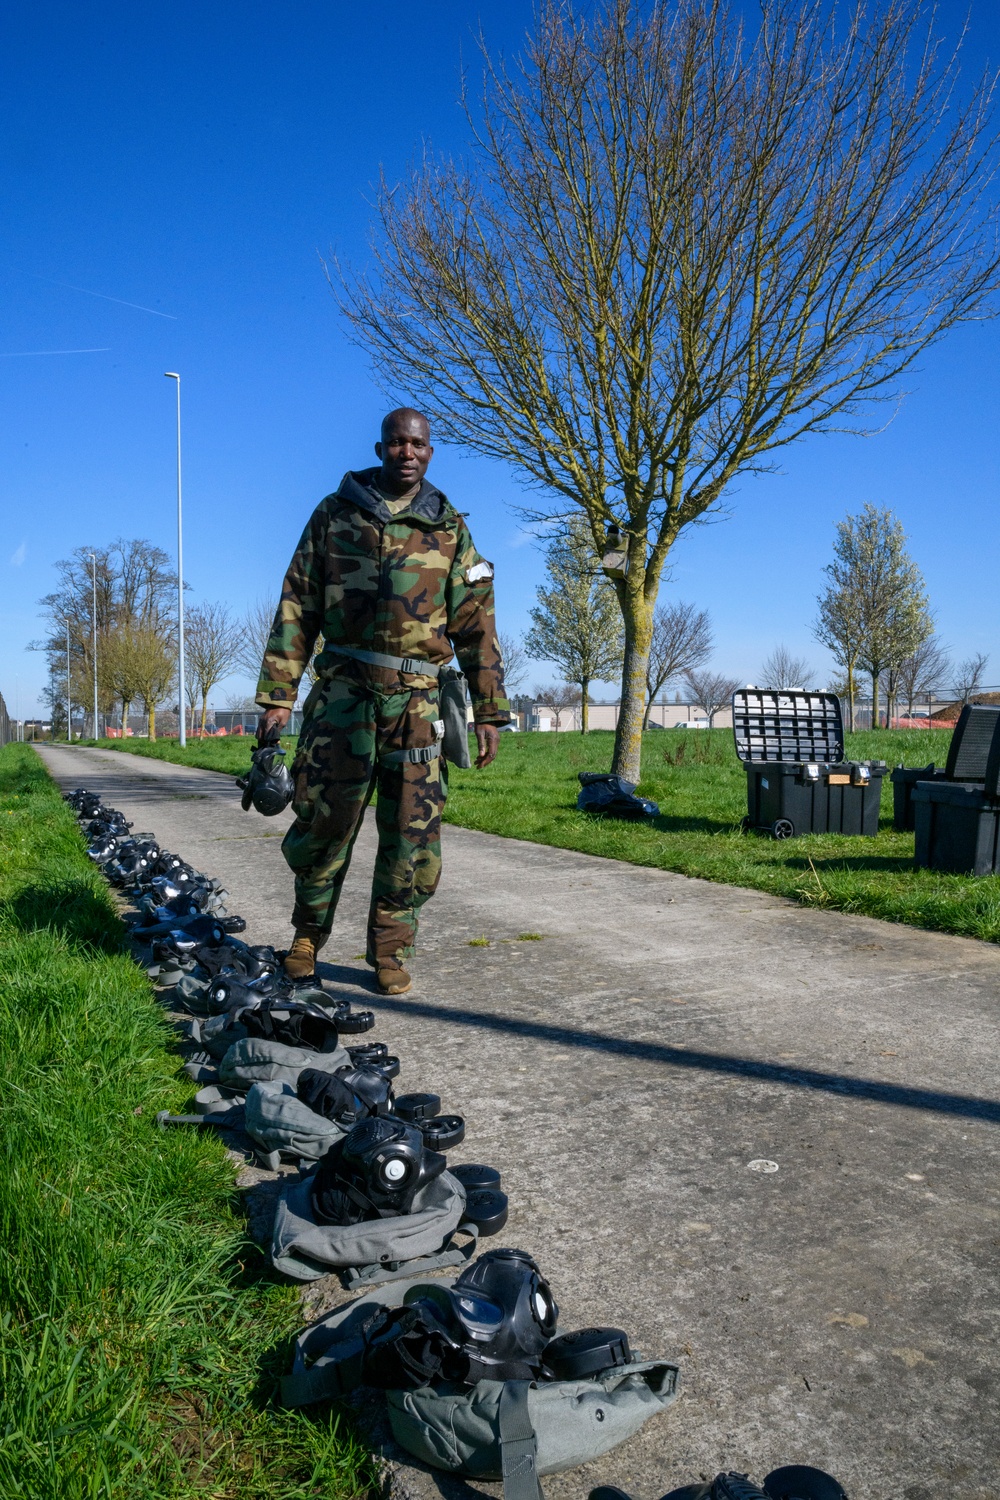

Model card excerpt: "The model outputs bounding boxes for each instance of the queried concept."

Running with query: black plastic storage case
[889,704,1000,831]
[732,689,886,839]
[912,709,1000,874]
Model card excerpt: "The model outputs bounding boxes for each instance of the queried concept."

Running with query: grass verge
[74,726,1000,944]
[0,743,373,1500]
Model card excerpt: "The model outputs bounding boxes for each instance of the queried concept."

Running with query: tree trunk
[871,671,880,729]
[611,594,654,782]
[846,663,855,733]
[200,694,209,736]
[148,705,157,741]
[121,699,131,737]
[581,678,590,734]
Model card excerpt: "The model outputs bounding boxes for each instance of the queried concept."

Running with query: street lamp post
[89,552,99,739]
[164,372,186,747]
[65,618,72,741]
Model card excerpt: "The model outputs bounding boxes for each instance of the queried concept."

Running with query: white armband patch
[433,719,445,739]
[466,560,494,584]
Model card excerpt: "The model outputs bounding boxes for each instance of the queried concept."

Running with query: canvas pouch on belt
[439,666,472,769]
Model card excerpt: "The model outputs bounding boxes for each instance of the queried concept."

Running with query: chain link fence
[0,692,13,747]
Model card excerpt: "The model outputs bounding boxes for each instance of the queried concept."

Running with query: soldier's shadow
[314,956,380,995]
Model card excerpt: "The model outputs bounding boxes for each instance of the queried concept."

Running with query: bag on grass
[270,1167,474,1287]
[280,1275,680,1499]
[577,772,659,821]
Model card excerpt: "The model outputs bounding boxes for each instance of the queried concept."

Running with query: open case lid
[732,688,844,763]
[944,703,1000,782]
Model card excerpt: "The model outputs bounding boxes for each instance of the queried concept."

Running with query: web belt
[326,643,442,678]
[325,645,445,765]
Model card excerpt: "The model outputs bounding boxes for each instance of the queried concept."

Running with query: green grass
[75,734,274,774]
[76,725,1000,944]
[0,744,374,1500]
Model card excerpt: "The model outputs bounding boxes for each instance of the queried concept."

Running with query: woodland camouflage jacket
[255,468,510,724]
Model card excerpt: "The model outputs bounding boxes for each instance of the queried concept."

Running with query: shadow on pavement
[376,996,1000,1124]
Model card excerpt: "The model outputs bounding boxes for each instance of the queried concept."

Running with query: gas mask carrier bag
[280,1272,680,1500]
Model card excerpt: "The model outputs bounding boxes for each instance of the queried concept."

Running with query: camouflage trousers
[282,671,446,968]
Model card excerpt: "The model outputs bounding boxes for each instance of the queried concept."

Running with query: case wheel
[739,815,752,834]
[771,818,795,840]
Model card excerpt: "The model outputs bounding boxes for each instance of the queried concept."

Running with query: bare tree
[34,538,176,730]
[236,595,279,681]
[896,637,951,720]
[186,603,242,735]
[336,0,1000,781]
[683,669,740,729]
[952,653,989,709]
[760,645,814,690]
[497,631,529,695]
[532,682,581,732]
[643,602,712,729]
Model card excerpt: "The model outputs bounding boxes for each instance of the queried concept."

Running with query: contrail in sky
[0,347,111,357]
[11,267,177,319]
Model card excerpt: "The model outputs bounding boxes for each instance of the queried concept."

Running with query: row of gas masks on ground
[65,790,845,1499]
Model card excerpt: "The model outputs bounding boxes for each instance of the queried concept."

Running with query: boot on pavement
[284,930,326,981]
[376,964,412,996]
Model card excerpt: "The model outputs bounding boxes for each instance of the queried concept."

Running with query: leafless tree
[236,595,278,681]
[335,0,1000,781]
[186,603,243,735]
[34,538,176,728]
[952,653,989,709]
[498,631,529,695]
[760,645,814,690]
[895,637,951,721]
[643,602,712,729]
[683,669,740,729]
[532,682,581,732]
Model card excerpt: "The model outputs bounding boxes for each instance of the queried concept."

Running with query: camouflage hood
[335,468,449,528]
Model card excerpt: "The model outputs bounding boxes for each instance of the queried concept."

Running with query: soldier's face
[376,418,433,492]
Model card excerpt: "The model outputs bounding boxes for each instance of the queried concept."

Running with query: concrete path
[36,744,1000,1500]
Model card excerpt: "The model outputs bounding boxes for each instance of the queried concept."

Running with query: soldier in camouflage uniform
[255,408,509,994]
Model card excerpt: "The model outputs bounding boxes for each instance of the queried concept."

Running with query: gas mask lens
[455,1293,505,1337]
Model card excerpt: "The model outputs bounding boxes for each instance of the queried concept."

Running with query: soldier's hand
[474,724,500,768]
[257,706,292,745]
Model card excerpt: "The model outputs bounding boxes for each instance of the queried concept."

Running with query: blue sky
[2,0,998,719]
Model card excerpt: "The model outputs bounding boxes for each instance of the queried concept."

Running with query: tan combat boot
[284,930,326,981]
[376,964,412,996]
